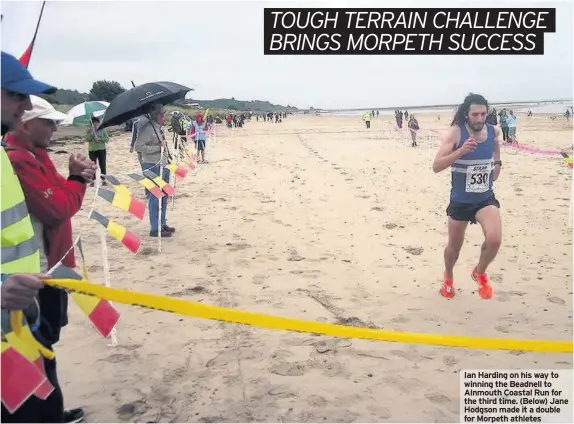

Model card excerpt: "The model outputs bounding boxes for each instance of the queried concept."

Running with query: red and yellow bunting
[51,259,121,339]
[89,210,141,254]
[128,173,164,199]
[1,311,56,414]
[72,292,120,338]
[97,188,145,220]
[104,175,132,197]
[142,170,175,196]
[560,152,573,169]
[166,163,189,179]
[1,341,47,413]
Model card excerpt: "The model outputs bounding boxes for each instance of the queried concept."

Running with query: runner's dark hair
[451,93,489,126]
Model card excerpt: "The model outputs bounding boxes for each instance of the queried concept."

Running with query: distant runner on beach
[407,115,419,147]
[362,112,371,129]
[432,93,502,300]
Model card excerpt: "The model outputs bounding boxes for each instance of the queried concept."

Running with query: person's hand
[69,153,97,181]
[459,138,477,155]
[69,153,93,175]
[69,152,86,176]
[1,274,47,310]
[81,164,97,182]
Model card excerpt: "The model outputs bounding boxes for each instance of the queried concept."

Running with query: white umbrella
[61,101,109,126]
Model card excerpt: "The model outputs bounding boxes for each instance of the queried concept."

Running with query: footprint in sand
[390,315,410,324]
[102,353,132,364]
[490,273,503,283]
[402,246,424,255]
[269,361,307,376]
[138,247,158,256]
[383,375,425,393]
[307,395,328,408]
[496,292,511,303]
[268,385,296,398]
[547,296,565,305]
[198,416,226,423]
[168,286,209,297]
[226,242,251,251]
[287,253,305,261]
[425,392,452,405]
[336,316,377,329]
[313,338,352,353]
[252,274,267,285]
[270,349,295,360]
[116,400,148,421]
[206,351,235,368]
[443,356,458,367]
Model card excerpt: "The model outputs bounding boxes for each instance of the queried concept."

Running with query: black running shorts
[446,195,500,224]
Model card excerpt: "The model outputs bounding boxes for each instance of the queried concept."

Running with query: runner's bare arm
[432,127,462,173]
[493,126,501,181]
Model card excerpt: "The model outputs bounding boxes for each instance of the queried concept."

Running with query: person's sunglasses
[5,90,29,102]
[39,118,59,127]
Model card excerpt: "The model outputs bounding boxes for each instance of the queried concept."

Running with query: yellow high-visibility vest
[1,147,40,274]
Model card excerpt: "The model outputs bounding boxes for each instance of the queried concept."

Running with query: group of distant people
[361,110,380,129]
[256,111,288,123]
[486,108,517,144]
[394,109,409,128]
[225,112,248,128]
[394,110,420,146]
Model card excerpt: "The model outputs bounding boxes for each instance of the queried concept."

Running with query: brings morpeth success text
[264,9,556,54]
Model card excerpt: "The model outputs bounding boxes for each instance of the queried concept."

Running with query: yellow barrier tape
[10,310,23,337]
[8,310,55,359]
[43,278,572,354]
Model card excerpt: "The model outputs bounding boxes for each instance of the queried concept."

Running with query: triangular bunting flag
[51,263,120,338]
[142,170,175,196]
[88,211,141,254]
[128,173,164,199]
[1,342,46,414]
[97,187,145,220]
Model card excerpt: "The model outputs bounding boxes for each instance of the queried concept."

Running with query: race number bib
[465,164,490,193]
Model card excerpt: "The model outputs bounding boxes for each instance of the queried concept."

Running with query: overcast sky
[1,0,572,109]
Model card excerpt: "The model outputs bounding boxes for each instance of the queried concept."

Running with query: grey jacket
[134,116,168,166]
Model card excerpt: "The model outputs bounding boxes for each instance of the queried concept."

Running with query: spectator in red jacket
[5,96,97,271]
[5,95,97,358]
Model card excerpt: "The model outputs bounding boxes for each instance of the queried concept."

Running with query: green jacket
[85,128,109,151]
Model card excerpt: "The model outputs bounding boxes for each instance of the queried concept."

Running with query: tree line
[40,80,298,112]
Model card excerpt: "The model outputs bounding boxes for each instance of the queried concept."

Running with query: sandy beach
[49,113,572,423]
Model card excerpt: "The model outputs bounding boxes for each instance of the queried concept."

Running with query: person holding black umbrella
[134,102,175,237]
[96,81,191,237]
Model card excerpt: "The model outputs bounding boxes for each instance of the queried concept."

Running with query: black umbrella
[97,81,192,130]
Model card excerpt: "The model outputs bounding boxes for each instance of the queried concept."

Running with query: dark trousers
[501,126,509,141]
[89,149,107,178]
[1,355,64,423]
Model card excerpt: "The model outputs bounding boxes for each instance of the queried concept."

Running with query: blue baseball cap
[1,51,56,95]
